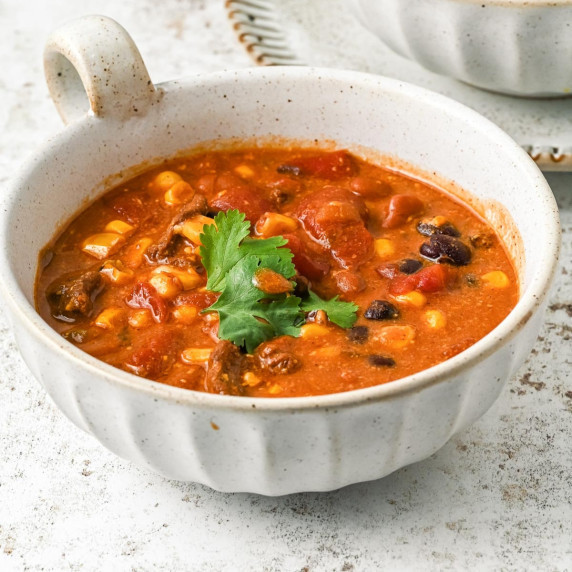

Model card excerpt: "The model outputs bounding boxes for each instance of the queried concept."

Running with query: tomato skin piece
[126,282,169,323]
[210,186,273,224]
[278,150,357,180]
[415,264,449,293]
[388,264,449,295]
[126,331,176,378]
[383,194,424,229]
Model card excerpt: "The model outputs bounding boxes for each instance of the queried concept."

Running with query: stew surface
[36,147,518,397]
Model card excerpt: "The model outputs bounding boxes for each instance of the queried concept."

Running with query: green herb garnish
[199,210,358,353]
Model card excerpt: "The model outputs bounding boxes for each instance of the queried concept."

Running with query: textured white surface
[0,0,570,570]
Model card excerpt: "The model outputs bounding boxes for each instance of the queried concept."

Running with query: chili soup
[35,147,518,397]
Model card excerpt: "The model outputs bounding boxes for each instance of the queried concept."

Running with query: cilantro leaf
[208,255,303,353]
[199,210,295,292]
[199,210,250,292]
[300,291,358,329]
[241,236,295,279]
[199,209,358,352]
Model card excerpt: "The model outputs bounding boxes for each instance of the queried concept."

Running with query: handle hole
[45,52,91,124]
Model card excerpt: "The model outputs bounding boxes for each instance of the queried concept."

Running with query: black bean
[347,325,369,344]
[419,234,472,266]
[399,258,423,275]
[364,300,400,320]
[368,354,396,367]
[416,220,460,238]
[293,275,309,298]
[277,164,301,176]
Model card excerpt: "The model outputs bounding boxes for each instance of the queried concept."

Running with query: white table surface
[0,1,570,570]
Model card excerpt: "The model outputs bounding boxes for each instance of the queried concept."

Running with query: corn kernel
[311,346,341,359]
[423,309,447,330]
[254,212,298,237]
[374,238,395,258]
[300,323,330,338]
[164,180,194,206]
[128,309,153,329]
[234,164,255,178]
[152,265,202,290]
[100,260,134,285]
[481,270,509,289]
[104,219,135,236]
[94,307,124,329]
[377,325,416,350]
[181,348,213,363]
[429,215,448,227]
[154,170,182,191]
[149,273,182,299]
[393,291,427,308]
[122,237,153,269]
[172,305,199,324]
[175,215,216,245]
[242,371,263,387]
[82,233,125,259]
[267,383,283,395]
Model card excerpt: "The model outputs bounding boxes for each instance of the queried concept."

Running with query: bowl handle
[43,15,158,124]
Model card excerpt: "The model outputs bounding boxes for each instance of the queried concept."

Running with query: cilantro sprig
[199,210,358,353]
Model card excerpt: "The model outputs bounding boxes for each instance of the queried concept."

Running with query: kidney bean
[195,173,216,195]
[334,269,366,297]
[364,300,400,320]
[349,176,392,199]
[368,354,396,367]
[419,234,472,266]
[383,195,424,229]
[398,258,423,275]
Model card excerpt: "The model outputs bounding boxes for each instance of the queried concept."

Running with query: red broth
[35,147,518,397]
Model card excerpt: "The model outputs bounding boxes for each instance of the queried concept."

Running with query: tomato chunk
[278,150,357,180]
[296,187,373,268]
[283,234,330,281]
[126,282,169,323]
[389,264,450,295]
[126,330,176,378]
[415,264,450,293]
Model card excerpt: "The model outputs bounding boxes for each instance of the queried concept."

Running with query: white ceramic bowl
[0,16,560,494]
[354,0,572,98]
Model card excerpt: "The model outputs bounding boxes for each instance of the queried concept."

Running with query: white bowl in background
[354,0,572,98]
[0,15,560,494]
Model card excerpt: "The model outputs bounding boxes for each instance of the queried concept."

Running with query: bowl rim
[0,66,561,412]
[360,0,572,8]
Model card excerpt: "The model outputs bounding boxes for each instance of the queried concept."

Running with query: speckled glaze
[0,15,560,494]
[354,0,572,97]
